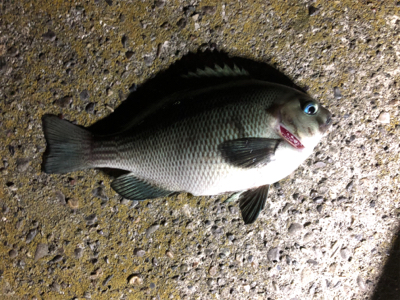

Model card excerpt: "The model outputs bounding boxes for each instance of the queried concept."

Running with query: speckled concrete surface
[1,0,400,299]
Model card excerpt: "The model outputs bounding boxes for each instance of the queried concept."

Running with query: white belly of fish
[189,142,313,196]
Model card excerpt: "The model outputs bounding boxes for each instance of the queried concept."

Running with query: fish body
[43,71,332,224]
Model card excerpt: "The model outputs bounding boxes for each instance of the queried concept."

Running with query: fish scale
[90,92,276,194]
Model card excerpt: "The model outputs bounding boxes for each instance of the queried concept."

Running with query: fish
[42,64,332,224]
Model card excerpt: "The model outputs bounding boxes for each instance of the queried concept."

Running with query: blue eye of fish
[302,102,318,115]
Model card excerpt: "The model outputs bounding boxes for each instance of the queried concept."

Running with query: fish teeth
[279,124,304,149]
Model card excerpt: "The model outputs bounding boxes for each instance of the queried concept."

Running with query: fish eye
[302,102,319,115]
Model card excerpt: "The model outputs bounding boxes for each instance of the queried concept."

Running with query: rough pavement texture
[1,1,400,299]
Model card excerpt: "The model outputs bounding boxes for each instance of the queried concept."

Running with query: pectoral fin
[239,184,270,224]
[219,138,280,168]
[111,173,174,200]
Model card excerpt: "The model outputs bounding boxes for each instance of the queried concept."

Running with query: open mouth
[279,125,304,149]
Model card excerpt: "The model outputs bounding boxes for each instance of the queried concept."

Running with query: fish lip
[279,124,305,149]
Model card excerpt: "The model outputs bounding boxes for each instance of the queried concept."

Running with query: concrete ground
[1,0,400,299]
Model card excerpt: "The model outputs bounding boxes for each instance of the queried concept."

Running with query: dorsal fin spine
[181,63,249,79]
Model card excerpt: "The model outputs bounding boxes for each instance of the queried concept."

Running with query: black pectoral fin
[239,184,270,224]
[111,173,174,200]
[219,138,280,168]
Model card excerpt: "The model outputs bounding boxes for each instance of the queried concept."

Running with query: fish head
[271,91,332,150]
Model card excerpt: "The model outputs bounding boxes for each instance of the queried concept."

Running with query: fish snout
[319,111,332,133]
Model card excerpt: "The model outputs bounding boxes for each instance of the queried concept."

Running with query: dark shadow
[371,225,400,300]
[88,50,305,135]
[86,50,306,178]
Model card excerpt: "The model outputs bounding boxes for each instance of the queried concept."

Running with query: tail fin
[42,115,93,174]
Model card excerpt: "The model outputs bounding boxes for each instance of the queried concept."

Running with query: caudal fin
[42,115,93,174]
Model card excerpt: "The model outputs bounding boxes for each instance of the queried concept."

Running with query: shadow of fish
[42,63,332,224]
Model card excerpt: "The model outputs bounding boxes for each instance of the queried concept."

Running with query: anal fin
[111,173,174,200]
[239,184,270,224]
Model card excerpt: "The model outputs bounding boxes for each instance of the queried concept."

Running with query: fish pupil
[307,106,316,114]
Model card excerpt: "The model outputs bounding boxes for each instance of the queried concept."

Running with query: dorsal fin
[182,64,249,79]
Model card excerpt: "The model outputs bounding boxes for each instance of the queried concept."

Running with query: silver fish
[42,67,332,224]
